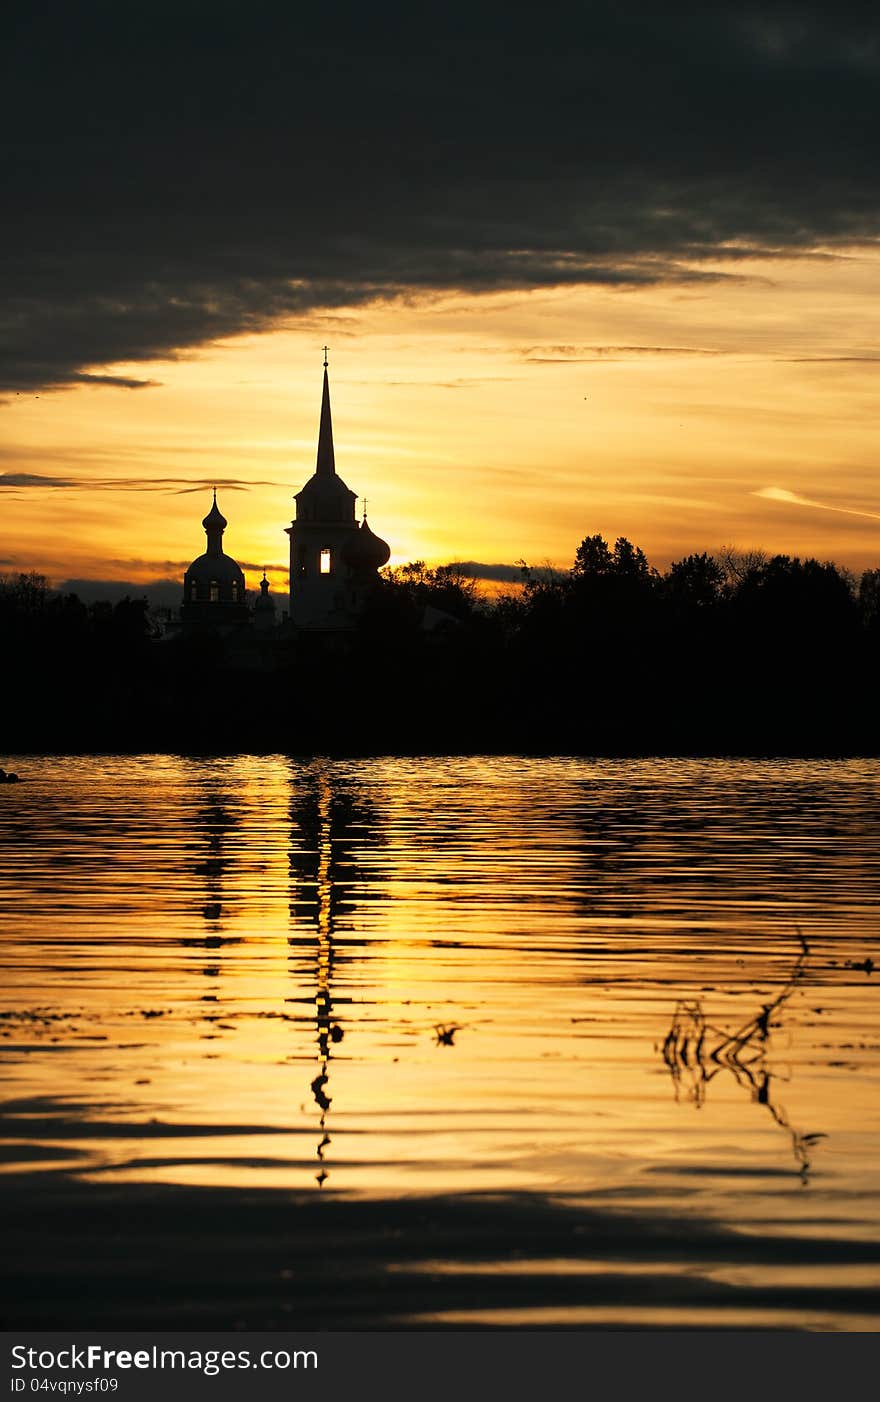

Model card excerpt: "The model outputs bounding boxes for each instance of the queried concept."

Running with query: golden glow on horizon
[3,248,880,589]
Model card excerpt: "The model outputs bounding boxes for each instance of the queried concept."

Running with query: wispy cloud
[369,377,519,389]
[755,486,880,522]
[72,373,161,389]
[0,472,283,493]
[520,345,726,362]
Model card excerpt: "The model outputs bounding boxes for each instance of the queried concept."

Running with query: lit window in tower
[320,549,331,574]
[210,582,219,602]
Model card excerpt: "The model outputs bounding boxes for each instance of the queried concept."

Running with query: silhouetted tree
[0,571,50,614]
[572,534,614,579]
[381,561,479,621]
[859,568,880,631]
[665,552,725,607]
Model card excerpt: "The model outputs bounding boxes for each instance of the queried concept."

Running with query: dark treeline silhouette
[2,538,879,753]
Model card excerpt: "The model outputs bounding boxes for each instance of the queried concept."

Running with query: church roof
[295,472,357,506]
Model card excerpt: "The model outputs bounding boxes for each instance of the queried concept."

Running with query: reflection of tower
[178,779,243,980]
[289,768,347,1186]
[288,765,383,1186]
[311,774,338,1185]
[194,786,234,926]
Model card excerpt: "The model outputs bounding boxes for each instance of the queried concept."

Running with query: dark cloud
[59,570,288,607]
[57,578,185,608]
[3,2,880,392]
[453,561,567,584]
[454,562,529,583]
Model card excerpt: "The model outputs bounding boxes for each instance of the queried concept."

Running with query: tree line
[2,535,879,753]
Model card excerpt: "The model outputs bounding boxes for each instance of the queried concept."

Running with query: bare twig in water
[662,930,826,1177]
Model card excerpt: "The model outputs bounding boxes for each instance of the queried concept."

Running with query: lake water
[1,755,879,1329]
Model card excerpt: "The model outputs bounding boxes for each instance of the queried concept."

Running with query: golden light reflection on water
[1,755,879,1327]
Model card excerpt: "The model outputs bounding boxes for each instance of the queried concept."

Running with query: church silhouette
[181,355,390,633]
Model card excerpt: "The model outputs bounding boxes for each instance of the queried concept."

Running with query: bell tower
[286,355,389,629]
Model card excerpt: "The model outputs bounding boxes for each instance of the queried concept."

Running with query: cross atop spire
[323,345,329,368]
[316,356,336,477]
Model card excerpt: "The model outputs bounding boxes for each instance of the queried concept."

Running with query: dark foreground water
[1,755,878,1329]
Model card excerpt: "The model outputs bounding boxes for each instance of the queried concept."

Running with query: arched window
[320,548,331,575]
[210,581,219,602]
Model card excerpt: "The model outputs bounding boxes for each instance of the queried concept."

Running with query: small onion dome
[255,572,275,610]
[343,519,391,573]
[202,496,228,532]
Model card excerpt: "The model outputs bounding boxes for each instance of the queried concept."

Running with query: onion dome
[182,491,247,617]
[343,518,391,574]
[186,552,245,587]
[255,571,275,611]
[202,494,228,534]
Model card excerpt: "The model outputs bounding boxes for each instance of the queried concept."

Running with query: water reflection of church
[181,354,390,633]
[186,762,378,1189]
[288,770,368,1187]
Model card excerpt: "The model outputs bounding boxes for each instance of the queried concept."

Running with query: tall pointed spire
[316,352,336,478]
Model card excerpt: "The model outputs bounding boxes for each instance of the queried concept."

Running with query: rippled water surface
[1,755,879,1328]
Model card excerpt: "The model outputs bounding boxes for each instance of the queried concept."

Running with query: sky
[3,2,880,598]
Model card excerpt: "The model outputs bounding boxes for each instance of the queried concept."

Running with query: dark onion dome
[185,551,245,588]
[202,497,228,532]
[182,491,247,614]
[342,518,391,574]
[255,571,275,611]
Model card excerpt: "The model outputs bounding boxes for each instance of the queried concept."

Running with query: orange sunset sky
[4,247,880,596]
[5,4,880,600]
[8,248,880,597]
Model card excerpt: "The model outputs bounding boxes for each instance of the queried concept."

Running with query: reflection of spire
[288,765,382,1189]
[308,770,341,1186]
